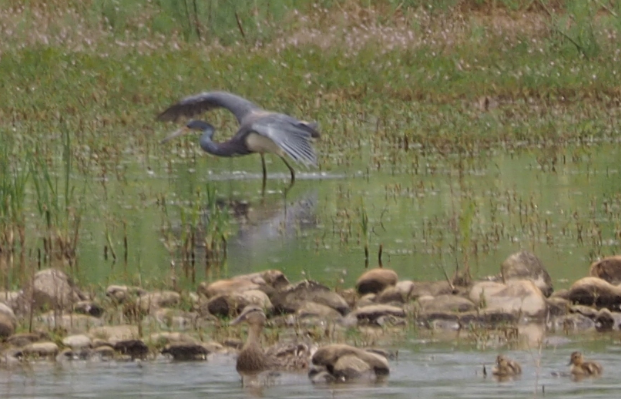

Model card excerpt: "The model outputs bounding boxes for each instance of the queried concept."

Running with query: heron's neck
[199,130,250,157]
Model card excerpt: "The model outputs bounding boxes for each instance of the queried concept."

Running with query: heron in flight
[158,91,320,186]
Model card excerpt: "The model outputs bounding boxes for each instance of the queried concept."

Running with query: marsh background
[1,0,620,302]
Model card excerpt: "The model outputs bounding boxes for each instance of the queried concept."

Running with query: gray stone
[356,268,398,295]
[589,256,621,285]
[470,280,548,318]
[501,251,553,297]
[271,280,349,315]
[29,268,87,311]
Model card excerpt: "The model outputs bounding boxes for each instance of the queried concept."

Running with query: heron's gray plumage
[157,91,260,124]
[158,91,320,185]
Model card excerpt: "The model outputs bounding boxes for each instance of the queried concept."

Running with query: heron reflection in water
[158,91,320,191]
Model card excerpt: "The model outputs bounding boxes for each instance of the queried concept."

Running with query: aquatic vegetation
[0,1,620,291]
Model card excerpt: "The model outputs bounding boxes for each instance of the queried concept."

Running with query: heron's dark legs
[280,156,296,185]
[260,154,267,195]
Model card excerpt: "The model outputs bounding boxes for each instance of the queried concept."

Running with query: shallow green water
[7,136,621,291]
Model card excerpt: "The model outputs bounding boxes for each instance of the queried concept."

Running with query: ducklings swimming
[568,351,603,377]
[230,305,310,376]
[492,355,522,377]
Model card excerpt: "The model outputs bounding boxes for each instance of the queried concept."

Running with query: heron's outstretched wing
[251,114,320,167]
[157,91,260,124]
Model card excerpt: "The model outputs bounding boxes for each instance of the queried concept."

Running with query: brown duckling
[568,351,603,376]
[309,343,390,383]
[492,355,522,377]
[230,305,310,376]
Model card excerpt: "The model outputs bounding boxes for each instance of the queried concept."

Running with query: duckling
[230,305,310,376]
[308,343,390,383]
[568,351,603,376]
[492,355,522,377]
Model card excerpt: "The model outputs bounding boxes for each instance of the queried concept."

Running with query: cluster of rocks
[2,251,621,365]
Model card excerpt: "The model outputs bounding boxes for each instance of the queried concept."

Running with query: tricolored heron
[158,91,320,187]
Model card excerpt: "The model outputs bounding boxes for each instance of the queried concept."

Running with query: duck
[308,343,390,383]
[230,305,310,376]
[568,351,603,376]
[492,354,522,377]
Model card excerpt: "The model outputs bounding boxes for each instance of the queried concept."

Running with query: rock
[161,343,209,361]
[416,295,476,314]
[29,268,87,311]
[271,280,349,315]
[566,277,621,309]
[589,256,621,285]
[339,288,358,309]
[62,334,92,350]
[113,339,149,359]
[36,312,103,333]
[296,301,342,320]
[7,332,49,347]
[198,270,289,298]
[0,302,17,321]
[0,290,23,312]
[148,332,198,346]
[203,290,273,317]
[595,308,615,331]
[501,251,553,297]
[356,294,377,308]
[348,304,405,325]
[546,297,570,316]
[148,308,197,330]
[0,313,15,338]
[106,285,147,302]
[311,344,389,381]
[136,291,180,313]
[470,280,548,318]
[22,341,59,358]
[375,285,408,304]
[89,325,139,345]
[410,281,455,298]
[356,268,399,295]
[552,313,596,332]
[334,354,373,379]
[92,345,115,359]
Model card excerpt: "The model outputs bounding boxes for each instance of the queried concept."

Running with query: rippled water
[2,337,619,398]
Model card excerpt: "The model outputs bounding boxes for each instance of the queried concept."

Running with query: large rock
[470,280,547,318]
[271,280,349,315]
[416,295,476,314]
[35,312,103,334]
[501,251,553,297]
[137,291,181,312]
[410,281,455,298]
[203,289,272,317]
[62,334,92,350]
[376,281,415,304]
[0,313,15,338]
[0,291,23,314]
[590,256,621,285]
[198,270,289,298]
[566,277,621,308]
[356,268,398,295]
[6,332,49,347]
[29,269,87,311]
[89,325,139,345]
[22,341,59,358]
[106,285,147,302]
[348,304,405,325]
[296,301,342,320]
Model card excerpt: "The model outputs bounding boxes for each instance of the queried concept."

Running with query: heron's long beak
[160,126,190,144]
